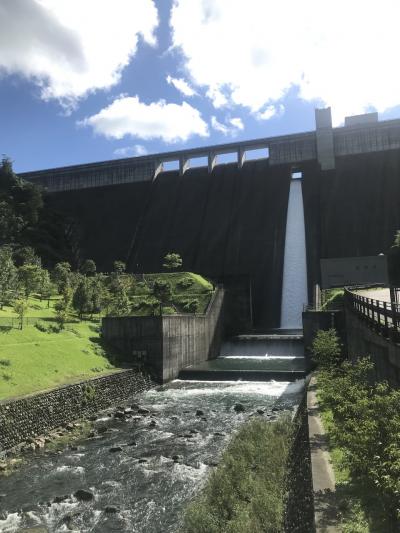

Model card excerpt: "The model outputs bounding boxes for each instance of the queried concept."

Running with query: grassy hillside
[0,272,213,399]
[0,296,116,400]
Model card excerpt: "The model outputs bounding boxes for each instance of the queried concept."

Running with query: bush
[318,358,400,525]
[35,320,48,333]
[183,416,293,533]
[0,359,11,367]
[311,329,342,368]
[177,277,194,290]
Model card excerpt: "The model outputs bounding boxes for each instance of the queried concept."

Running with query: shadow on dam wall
[46,150,400,328]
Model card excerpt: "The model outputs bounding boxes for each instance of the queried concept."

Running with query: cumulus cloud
[211,116,243,136]
[80,95,209,143]
[170,0,400,123]
[0,0,158,108]
[166,75,196,97]
[114,144,148,157]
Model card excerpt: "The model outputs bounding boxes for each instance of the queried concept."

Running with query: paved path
[308,377,341,532]
[355,287,390,302]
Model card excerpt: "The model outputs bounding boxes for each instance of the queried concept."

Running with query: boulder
[234,403,245,413]
[109,446,123,453]
[105,505,120,514]
[74,489,94,501]
[195,409,204,416]
[138,408,150,415]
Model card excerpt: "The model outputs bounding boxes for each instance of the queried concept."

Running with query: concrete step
[178,368,306,382]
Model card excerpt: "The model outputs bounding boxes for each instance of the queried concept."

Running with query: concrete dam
[21,108,400,328]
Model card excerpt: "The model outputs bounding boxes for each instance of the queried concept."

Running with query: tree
[153,279,172,314]
[72,279,91,319]
[113,260,126,274]
[163,252,182,270]
[17,263,43,298]
[311,329,343,368]
[38,269,53,306]
[111,286,131,316]
[54,298,69,330]
[13,298,29,330]
[80,259,96,277]
[0,246,17,309]
[53,262,72,294]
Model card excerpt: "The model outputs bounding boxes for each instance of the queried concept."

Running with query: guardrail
[344,287,400,340]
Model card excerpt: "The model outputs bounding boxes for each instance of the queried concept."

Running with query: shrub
[177,277,194,290]
[311,328,342,368]
[0,359,11,367]
[35,320,48,333]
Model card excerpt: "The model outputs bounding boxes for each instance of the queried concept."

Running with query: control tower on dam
[20,108,400,328]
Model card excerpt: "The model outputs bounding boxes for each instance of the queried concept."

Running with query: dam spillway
[280,174,308,329]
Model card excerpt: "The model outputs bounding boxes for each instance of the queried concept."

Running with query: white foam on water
[55,465,85,475]
[169,379,304,397]
[223,355,302,360]
[280,178,308,329]
[0,512,22,532]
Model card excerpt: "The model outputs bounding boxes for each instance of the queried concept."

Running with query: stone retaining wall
[0,370,154,452]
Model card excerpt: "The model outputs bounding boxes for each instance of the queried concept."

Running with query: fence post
[384,302,388,336]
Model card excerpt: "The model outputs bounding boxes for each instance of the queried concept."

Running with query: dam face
[21,109,400,328]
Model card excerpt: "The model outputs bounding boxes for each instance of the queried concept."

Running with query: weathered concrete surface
[308,377,341,532]
[345,307,400,386]
[102,289,225,382]
[356,287,390,301]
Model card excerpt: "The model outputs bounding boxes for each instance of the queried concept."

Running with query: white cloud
[80,95,209,143]
[166,75,196,97]
[0,0,158,108]
[114,144,148,157]
[170,0,400,124]
[211,116,243,136]
[229,117,244,130]
[257,104,285,121]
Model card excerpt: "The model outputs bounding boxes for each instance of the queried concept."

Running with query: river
[0,378,304,533]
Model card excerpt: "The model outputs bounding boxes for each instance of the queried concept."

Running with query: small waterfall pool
[0,379,305,533]
[280,175,308,329]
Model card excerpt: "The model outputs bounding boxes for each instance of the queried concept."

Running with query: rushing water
[0,379,304,533]
[280,177,308,329]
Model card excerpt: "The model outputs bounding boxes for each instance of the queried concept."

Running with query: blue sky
[1,0,400,173]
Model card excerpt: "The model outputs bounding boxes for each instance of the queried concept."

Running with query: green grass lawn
[0,295,119,400]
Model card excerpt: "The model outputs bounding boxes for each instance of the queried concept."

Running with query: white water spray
[280,175,308,329]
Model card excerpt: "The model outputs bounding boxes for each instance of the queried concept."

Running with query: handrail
[344,287,400,341]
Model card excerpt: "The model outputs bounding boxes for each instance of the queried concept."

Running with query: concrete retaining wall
[0,370,154,452]
[345,309,400,386]
[102,288,225,382]
[285,391,315,532]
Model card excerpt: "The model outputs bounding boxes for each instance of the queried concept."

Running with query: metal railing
[344,287,400,340]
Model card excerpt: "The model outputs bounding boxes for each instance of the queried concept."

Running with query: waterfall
[280,174,308,329]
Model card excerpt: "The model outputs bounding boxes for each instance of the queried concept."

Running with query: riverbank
[0,379,305,533]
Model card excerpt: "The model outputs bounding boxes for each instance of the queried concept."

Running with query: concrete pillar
[208,152,217,173]
[315,107,335,170]
[238,147,246,168]
[179,156,190,176]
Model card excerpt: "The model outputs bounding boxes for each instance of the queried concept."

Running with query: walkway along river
[0,378,304,532]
